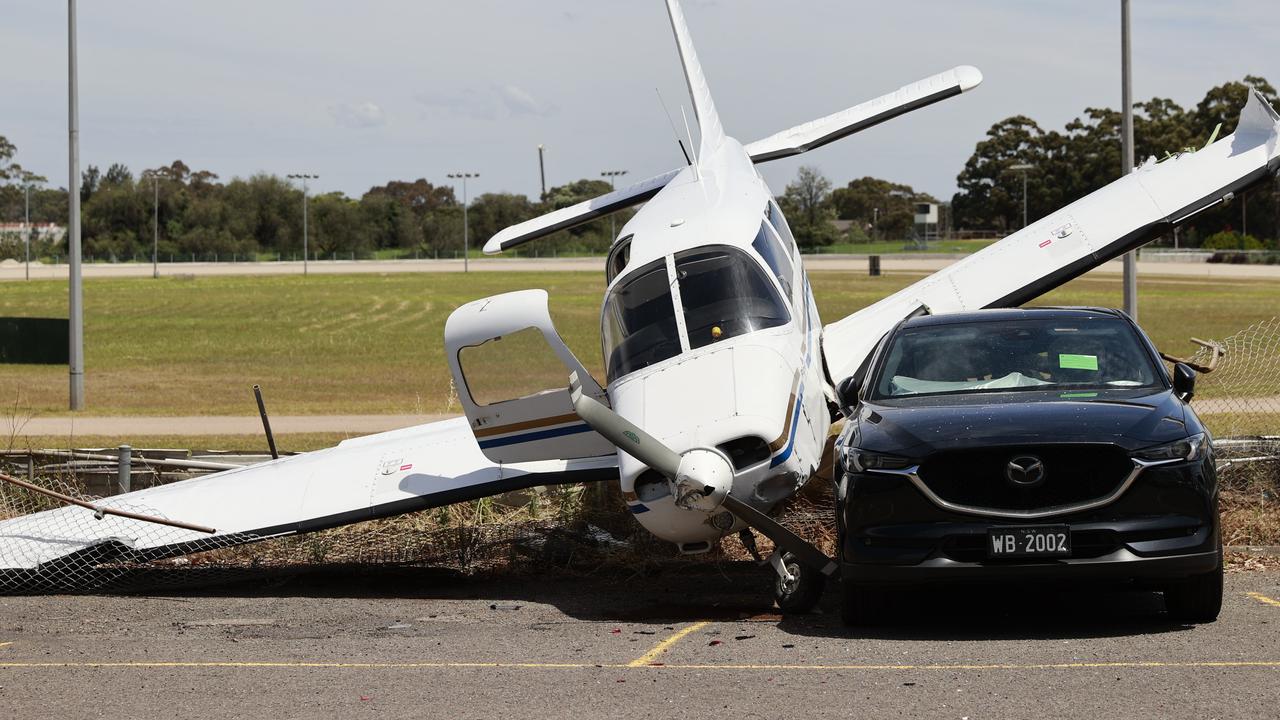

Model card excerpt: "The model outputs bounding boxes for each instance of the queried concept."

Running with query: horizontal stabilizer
[483,168,681,254]
[0,418,616,586]
[746,66,983,163]
[821,90,1280,386]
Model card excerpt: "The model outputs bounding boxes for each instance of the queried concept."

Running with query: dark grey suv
[833,307,1220,625]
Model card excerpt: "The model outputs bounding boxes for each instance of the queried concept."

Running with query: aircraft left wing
[0,418,616,584]
[821,90,1280,386]
[483,168,681,254]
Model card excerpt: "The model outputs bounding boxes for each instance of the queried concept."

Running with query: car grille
[916,444,1135,514]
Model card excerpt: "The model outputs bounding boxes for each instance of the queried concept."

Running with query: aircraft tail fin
[666,0,725,161]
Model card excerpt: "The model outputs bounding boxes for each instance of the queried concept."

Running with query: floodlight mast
[141,170,160,279]
[68,0,84,410]
[600,170,628,239]
[1009,163,1034,229]
[1120,0,1137,321]
[287,174,319,276]
[448,173,479,272]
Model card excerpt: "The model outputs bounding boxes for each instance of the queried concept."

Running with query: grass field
[2,268,1279,422]
[811,238,997,255]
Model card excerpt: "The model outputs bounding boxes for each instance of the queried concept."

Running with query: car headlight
[1133,432,1206,463]
[841,447,915,472]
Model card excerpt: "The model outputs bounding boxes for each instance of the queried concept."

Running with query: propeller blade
[570,372,838,576]
[721,494,839,577]
[569,376,681,478]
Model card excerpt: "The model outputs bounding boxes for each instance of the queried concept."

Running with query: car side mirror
[837,376,862,414]
[1173,362,1196,402]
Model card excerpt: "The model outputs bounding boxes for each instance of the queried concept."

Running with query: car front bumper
[840,458,1220,586]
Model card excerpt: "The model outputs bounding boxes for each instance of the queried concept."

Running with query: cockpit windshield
[602,258,681,380]
[602,246,792,382]
[676,245,790,350]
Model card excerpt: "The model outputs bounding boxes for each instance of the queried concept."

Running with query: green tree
[831,176,937,239]
[779,166,839,248]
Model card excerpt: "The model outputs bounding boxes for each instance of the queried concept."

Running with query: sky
[3,1,1278,203]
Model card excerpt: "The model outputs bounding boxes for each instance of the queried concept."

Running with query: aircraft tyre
[774,551,826,613]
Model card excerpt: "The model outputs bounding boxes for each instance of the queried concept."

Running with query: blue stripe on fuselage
[477,422,594,449]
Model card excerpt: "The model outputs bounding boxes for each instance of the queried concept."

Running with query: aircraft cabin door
[444,289,617,464]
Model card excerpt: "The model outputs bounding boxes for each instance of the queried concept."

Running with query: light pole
[601,170,628,239]
[141,170,161,279]
[23,182,31,281]
[537,145,547,199]
[287,173,318,275]
[68,0,84,410]
[872,207,879,243]
[448,172,479,271]
[1009,163,1034,229]
[1120,0,1137,321]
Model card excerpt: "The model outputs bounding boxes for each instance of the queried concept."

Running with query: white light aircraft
[3,0,1279,609]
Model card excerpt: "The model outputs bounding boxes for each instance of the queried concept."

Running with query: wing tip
[955,65,984,93]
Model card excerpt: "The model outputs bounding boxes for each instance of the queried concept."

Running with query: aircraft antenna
[655,88,692,166]
[680,105,700,180]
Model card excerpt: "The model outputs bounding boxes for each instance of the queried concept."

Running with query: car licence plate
[987,526,1071,558]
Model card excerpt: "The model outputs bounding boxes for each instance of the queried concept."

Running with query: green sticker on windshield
[1060,391,1098,398]
[1058,353,1098,371]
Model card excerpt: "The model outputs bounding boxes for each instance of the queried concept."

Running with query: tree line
[769,75,1280,251]
[2,74,1277,261]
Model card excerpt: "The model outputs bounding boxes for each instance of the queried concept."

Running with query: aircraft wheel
[773,551,826,613]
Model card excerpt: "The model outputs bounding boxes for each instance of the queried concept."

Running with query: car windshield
[869,315,1162,399]
[602,258,681,381]
[675,245,790,350]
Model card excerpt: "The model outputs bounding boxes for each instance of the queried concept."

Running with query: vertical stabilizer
[665,0,726,160]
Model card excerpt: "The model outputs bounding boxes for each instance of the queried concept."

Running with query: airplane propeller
[569,374,837,577]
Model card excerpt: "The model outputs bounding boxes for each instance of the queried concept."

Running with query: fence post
[117,445,132,494]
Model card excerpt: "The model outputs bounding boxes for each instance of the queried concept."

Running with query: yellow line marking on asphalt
[1246,592,1280,608]
[2,660,1279,671]
[627,620,711,667]
[0,642,11,650]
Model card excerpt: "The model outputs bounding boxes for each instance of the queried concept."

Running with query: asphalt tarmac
[1,565,1277,719]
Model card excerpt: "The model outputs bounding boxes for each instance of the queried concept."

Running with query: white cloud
[328,101,386,129]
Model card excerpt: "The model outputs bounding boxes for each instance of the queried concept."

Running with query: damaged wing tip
[955,65,984,92]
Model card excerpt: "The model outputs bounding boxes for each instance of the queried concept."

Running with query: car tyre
[840,578,886,627]
[774,552,826,613]
[1164,560,1223,624]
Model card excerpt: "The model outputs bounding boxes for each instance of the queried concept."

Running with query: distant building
[0,223,66,243]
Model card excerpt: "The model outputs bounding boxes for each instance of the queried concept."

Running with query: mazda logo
[1005,455,1047,488]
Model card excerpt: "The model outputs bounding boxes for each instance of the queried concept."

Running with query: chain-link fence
[1179,317,1280,546]
[2,319,1277,594]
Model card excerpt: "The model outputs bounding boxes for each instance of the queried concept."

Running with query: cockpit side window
[766,201,798,258]
[751,221,794,301]
[675,245,791,350]
[602,258,681,381]
[606,235,633,284]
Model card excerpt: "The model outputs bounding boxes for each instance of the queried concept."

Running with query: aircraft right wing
[0,417,616,589]
[821,90,1280,385]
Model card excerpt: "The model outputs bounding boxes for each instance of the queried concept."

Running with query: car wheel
[840,578,886,627]
[773,552,826,613]
[1164,561,1223,624]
